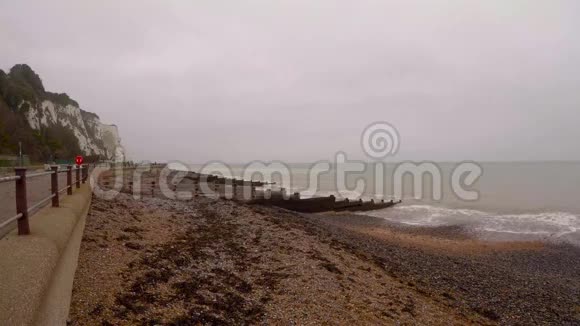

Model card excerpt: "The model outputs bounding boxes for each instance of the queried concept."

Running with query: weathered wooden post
[67,165,73,195]
[14,167,30,235]
[266,189,272,199]
[51,166,59,207]
[232,178,237,200]
[75,165,80,189]
[151,181,155,196]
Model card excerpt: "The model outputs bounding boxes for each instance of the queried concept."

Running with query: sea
[179,161,580,246]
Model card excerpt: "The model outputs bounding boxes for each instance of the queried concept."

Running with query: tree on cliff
[0,64,83,163]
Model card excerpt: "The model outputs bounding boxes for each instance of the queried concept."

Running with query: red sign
[75,155,84,165]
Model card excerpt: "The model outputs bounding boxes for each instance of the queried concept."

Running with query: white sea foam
[361,204,580,243]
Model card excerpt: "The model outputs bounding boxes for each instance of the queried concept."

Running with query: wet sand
[69,194,580,325]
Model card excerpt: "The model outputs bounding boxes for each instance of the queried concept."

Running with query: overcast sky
[1,1,578,163]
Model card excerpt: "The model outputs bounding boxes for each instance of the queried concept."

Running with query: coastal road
[0,171,69,235]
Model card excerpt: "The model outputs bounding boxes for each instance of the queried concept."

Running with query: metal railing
[0,164,90,235]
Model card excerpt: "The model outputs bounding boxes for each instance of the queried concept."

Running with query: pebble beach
[67,192,580,325]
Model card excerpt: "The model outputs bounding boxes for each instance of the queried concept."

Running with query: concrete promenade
[0,183,91,325]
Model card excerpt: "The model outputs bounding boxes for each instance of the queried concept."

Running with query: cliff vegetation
[0,64,102,163]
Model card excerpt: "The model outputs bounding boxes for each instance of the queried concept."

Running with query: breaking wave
[362,204,580,244]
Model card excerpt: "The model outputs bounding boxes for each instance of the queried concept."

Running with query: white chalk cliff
[23,99,126,161]
[0,64,126,162]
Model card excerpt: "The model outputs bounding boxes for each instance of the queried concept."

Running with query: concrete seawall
[0,184,92,325]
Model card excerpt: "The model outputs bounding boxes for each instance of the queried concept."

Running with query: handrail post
[14,167,30,235]
[51,166,59,207]
[67,165,73,195]
[75,165,80,189]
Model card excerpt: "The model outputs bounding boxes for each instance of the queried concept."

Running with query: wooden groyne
[253,194,401,213]
[173,171,401,213]
[100,169,401,214]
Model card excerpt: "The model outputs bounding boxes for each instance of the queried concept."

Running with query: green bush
[0,64,86,162]
[44,92,79,107]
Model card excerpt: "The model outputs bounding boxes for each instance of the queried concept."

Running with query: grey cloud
[1,0,578,162]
